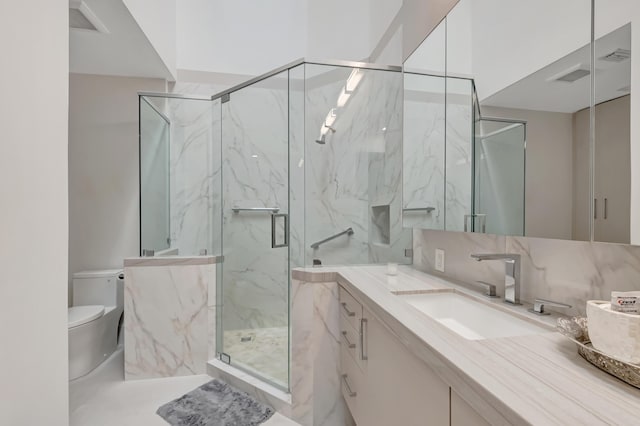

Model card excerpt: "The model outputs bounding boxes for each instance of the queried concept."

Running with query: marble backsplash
[413,229,640,316]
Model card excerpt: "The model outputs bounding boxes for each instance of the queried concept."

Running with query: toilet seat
[68,305,105,329]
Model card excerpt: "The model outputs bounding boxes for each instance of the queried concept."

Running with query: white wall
[307,0,372,61]
[174,0,456,79]
[123,0,177,77]
[69,74,166,302]
[0,0,69,424]
[176,0,307,76]
[470,0,591,101]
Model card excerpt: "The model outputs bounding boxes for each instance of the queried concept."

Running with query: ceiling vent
[69,0,108,33]
[549,67,591,83]
[600,48,631,63]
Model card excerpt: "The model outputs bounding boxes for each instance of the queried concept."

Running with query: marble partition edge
[290,278,349,426]
[291,268,338,283]
[123,255,223,267]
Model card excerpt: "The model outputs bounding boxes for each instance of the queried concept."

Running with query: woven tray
[557,317,640,389]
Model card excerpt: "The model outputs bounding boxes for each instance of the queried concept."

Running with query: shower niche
[370,204,391,246]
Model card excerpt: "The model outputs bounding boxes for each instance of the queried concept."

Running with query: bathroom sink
[397,292,550,340]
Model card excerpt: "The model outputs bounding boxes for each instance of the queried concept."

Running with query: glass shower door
[220,70,290,390]
[474,119,526,235]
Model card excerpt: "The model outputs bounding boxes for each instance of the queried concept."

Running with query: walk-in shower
[139,59,412,392]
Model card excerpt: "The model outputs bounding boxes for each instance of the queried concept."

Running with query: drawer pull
[360,318,368,361]
[342,374,357,397]
[341,302,356,317]
[341,331,356,349]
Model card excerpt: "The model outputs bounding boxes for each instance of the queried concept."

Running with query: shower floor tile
[223,326,289,389]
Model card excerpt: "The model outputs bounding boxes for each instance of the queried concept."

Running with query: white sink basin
[398,292,549,340]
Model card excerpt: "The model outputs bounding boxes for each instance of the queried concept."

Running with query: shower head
[315,125,336,144]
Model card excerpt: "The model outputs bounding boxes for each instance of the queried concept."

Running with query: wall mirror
[402,0,621,243]
[593,1,633,244]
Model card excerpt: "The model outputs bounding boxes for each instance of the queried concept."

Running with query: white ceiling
[69,0,174,80]
[481,24,631,113]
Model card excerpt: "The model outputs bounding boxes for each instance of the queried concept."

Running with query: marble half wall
[124,258,216,380]
[413,229,640,316]
[291,277,353,426]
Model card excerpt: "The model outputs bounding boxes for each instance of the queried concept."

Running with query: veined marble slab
[124,263,215,380]
[291,278,353,426]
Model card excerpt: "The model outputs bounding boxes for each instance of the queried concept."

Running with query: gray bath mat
[157,379,275,426]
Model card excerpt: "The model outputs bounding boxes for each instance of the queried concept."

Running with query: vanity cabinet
[339,287,450,426]
[339,285,493,426]
[450,390,490,426]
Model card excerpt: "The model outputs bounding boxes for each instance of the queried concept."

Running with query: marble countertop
[293,265,640,425]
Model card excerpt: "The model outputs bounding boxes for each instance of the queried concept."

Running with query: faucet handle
[528,298,572,315]
[474,280,499,298]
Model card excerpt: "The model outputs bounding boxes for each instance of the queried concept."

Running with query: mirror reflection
[403,0,603,242]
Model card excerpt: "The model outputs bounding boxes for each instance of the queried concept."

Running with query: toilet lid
[68,305,105,328]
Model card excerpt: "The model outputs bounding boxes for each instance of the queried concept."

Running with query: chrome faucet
[470,253,521,305]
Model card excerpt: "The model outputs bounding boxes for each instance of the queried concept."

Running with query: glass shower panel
[140,96,170,254]
[403,73,446,229]
[166,97,219,256]
[304,64,411,266]
[220,71,290,390]
[445,77,474,232]
[474,119,526,235]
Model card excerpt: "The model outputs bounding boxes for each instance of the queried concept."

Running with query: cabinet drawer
[340,340,363,422]
[339,286,362,331]
[340,314,367,372]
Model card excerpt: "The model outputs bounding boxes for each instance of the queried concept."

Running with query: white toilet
[68,269,124,381]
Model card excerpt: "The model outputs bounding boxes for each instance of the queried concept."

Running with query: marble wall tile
[413,229,507,295]
[304,65,410,267]
[403,74,446,230]
[124,263,214,380]
[291,279,349,426]
[221,76,290,331]
[166,96,221,256]
[414,228,640,316]
[507,237,640,316]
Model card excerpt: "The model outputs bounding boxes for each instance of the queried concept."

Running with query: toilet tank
[73,269,124,308]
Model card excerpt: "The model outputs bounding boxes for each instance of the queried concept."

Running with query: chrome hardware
[470,253,521,305]
[404,248,413,258]
[464,214,487,233]
[341,302,356,317]
[360,318,368,361]
[594,198,597,219]
[604,198,608,219]
[199,249,208,256]
[472,280,499,298]
[529,298,572,315]
[271,213,289,248]
[341,331,356,349]
[311,227,354,249]
[232,207,279,213]
[341,374,357,397]
[403,207,436,213]
[142,249,155,257]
